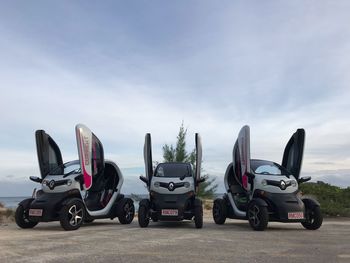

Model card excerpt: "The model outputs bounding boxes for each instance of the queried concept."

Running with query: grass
[0,202,15,223]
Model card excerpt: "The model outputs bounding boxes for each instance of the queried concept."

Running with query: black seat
[230,184,245,194]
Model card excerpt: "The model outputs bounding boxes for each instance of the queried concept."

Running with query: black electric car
[138,133,205,228]
[15,124,134,231]
[212,125,323,231]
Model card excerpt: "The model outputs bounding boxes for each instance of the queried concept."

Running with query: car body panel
[144,133,153,189]
[195,133,202,185]
[233,125,251,191]
[35,130,63,178]
[75,124,105,190]
[282,129,305,180]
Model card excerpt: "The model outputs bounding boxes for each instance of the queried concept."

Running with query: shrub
[300,182,350,217]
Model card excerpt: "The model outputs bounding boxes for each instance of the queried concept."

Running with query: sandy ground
[1,215,350,263]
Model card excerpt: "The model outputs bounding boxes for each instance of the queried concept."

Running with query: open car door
[35,130,63,178]
[144,133,153,189]
[76,124,105,191]
[282,129,305,180]
[195,133,202,189]
[232,125,251,191]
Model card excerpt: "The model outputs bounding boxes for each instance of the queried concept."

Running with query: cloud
[304,169,350,188]
[0,1,350,196]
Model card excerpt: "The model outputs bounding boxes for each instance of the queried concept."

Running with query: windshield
[154,163,192,178]
[251,159,290,176]
[50,160,81,176]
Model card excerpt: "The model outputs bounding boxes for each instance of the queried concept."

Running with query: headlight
[154,182,160,188]
[184,182,190,188]
[67,179,72,186]
[291,180,297,187]
[261,179,267,186]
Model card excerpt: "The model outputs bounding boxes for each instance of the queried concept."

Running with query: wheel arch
[249,197,268,207]
[139,198,150,208]
[301,197,320,208]
[18,198,35,208]
[194,198,203,207]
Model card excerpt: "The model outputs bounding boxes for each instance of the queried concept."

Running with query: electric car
[138,133,205,228]
[15,124,134,231]
[212,125,323,231]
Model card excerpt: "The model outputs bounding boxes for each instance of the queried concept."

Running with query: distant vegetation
[0,202,15,223]
[162,122,218,199]
[300,182,350,217]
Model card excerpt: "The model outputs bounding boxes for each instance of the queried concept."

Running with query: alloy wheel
[68,205,83,227]
[248,205,260,227]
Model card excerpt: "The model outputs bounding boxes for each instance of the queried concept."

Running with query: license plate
[161,209,178,216]
[29,209,43,217]
[288,212,304,219]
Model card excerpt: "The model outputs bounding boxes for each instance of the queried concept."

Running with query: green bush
[300,182,350,217]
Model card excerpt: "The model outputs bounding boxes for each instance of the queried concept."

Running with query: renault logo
[48,180,55,190]
[280,180,286,190]
[168,182,175,191]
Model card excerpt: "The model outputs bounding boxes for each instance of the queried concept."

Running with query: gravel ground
[1,216,349,263]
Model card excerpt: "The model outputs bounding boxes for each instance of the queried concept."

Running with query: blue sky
[0,1,350,196]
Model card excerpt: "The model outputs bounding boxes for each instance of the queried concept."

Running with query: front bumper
[27,190,81,222]
[263,191,306,222]
[150,191,195,221]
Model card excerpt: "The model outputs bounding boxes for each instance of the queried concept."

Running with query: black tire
[151,214,158,222]
[212,198,227,225]
[118,198,135,224]
[15,205,38,229]
[302,206,323,230]
[247,201,268,231]
[59,199,85,231]
[138,204,150,228]
[194,204,203,229]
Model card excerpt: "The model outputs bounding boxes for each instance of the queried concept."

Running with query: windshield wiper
[63,169,81,178]
[179,174,187,181]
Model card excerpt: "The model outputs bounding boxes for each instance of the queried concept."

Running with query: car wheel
[118,198,135,224]
[15,205,38,229]
[59,199,85,231]
[247,201,268,231]
[138,204,150,228]
[212,198,227,225]
[194,204,203,229]
[151,214,158,222]
[302,206,323,230]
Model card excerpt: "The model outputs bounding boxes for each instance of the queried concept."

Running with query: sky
[0,1,349,196]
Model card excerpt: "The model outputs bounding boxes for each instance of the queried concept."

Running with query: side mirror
[74,174,84,190]
[197,177,206,184]
[179,174,187,181]
[246,172,255,179]
[298,176,311,184]
[29,176,42,183]
[139,176,149,185]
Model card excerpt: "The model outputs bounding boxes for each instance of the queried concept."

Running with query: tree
[162,122,218,199]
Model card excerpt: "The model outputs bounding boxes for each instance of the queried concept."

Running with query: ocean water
[0,197,29,209]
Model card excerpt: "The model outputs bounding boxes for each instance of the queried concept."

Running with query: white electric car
[138,133,205,228]
[212,125,323,231]
[15,124,134,231]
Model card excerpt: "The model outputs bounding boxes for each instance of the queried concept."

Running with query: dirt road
[1,217,349,263]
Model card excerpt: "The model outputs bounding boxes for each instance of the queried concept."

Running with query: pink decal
[78,132,92,189]
[92,139,97,175]
[242,174,248,189]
